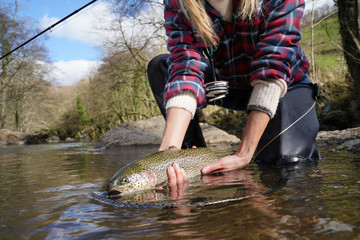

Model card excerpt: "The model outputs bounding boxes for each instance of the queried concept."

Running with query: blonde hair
[179,0,258,47]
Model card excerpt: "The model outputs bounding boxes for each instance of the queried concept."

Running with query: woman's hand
[166,110,270,191]
[203,110,270,174]
[202,152,252,174]
[167,163,187,199]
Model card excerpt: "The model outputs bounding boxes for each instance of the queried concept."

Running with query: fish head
[106,169,156,197]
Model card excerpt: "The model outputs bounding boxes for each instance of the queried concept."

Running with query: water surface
[0,143,359,239]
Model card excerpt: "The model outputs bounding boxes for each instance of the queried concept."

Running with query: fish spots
[118,170,156,192]
[106,148,218,194]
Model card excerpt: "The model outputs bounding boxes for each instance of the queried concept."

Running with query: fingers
[167,163,187,186]
[201,154,251,174]
[167,165,176,186]
[167,163,187,199]
[201,161,224,174]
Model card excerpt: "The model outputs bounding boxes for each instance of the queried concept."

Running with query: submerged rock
[96,116,240,149]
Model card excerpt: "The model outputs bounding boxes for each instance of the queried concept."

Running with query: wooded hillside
[1,1,359,140]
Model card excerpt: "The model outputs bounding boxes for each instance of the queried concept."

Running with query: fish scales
[137,147,218,183]
[106,148,218,195]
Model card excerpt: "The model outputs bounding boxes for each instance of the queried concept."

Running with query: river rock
[0,129,35,145]
[79,133,91,141]
[316,127,360,147]
[96,116,240,149]
[336,139,360,153]
[45,135,60,143]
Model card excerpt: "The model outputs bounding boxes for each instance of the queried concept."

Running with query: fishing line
[46,0,104,36]
[0,0,100,60]
[253,100,317,160]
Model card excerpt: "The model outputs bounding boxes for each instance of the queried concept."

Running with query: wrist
[235,144,255,163]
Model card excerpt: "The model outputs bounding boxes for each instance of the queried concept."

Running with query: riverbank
[95,116,240,149]
[1,117,359,154]
[316,127,360,154]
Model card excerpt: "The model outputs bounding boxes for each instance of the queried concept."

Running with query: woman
[147,0,321,185]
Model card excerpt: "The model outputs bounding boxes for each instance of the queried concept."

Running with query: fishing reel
[205,80,229,103]
[203,45,229,104]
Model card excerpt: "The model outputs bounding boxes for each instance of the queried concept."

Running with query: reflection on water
[0,143,359,239]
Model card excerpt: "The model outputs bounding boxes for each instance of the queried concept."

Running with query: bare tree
[84,0,166,123]
[0,2,50,130]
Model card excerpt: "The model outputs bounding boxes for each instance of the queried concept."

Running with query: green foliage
[76,95,91,123]
[300,14,360,126]
[55,95,95,140]
[301,15,344,77]
[53,50,161,140]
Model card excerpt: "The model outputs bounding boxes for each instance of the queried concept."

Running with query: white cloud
[39,0,165,49]
[38,1,164,86]
[39,1,115,46]
[50,60,101,86]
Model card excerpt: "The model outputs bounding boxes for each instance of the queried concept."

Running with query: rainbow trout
[106,147,218,196]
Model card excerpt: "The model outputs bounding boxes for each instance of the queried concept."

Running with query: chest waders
[254,83,321,165]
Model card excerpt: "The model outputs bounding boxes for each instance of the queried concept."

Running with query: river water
[0,142,359,239]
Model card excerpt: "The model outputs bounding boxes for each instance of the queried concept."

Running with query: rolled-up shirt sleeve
[247,79,287,118]
[163,0,208,109]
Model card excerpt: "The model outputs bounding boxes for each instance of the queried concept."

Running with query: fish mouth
[107,186,133,198]
[107,189,123,198]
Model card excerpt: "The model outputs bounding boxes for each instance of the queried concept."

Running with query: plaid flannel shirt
[163,0,310,109]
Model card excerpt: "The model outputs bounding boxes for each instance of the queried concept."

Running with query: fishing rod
[0,0,99,60]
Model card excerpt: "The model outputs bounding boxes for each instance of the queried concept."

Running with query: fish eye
[121,177,129,184]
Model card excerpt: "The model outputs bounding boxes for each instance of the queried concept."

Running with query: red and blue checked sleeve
[251,0,307,85]
[163,0,208,108]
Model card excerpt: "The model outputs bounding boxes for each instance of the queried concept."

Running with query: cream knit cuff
[165,91,197,118]
[247,79,287,118]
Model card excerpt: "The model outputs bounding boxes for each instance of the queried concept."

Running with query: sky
[7,0,113,86]
[3,0,335,86]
